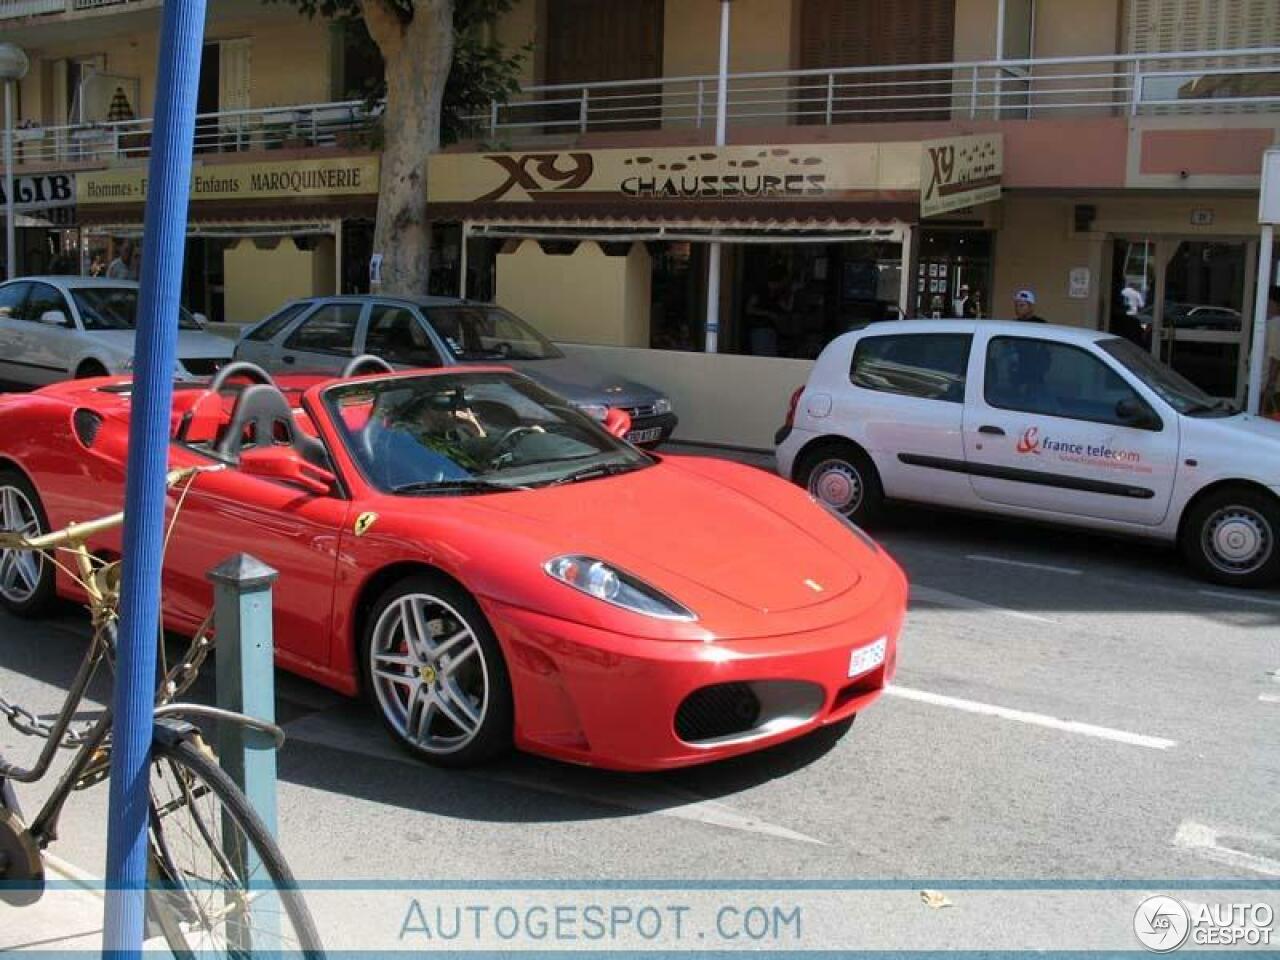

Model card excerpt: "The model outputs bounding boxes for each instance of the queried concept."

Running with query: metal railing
[7,100,381,169]
[461,46,1280,138]
[0,0,146,17]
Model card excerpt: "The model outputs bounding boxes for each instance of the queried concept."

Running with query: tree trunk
[362,0,455,295]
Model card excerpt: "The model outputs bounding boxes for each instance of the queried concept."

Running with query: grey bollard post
[207,553,280,840]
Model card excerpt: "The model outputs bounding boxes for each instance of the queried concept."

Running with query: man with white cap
[1012,288,1045,323]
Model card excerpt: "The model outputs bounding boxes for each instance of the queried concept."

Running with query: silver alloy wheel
[1201,504,1273,576]
[369,592,489,755]
[0,485,43,604]
[808,458,864,515]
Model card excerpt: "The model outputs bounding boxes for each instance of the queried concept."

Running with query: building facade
[435,0,1280,446]
[0,0,384,324]
[3,0,1278,447]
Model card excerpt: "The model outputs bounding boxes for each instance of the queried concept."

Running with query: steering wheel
[342,354,396,378]
[486,425,541,465]
[209,360,275,394]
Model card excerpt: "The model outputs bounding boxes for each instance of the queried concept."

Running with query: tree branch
[360,0,407,59]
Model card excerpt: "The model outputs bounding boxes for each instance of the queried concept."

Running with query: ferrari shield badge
[354,512,378,537]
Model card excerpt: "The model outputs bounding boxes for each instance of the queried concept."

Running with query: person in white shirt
[106,239,135,281]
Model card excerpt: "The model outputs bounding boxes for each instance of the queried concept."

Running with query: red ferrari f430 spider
[0,360,907,770]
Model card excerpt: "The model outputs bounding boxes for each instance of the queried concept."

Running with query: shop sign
[920,134,1002,218]
[0,172,76,213]
[77,156,380,206]
[426,142,921,206]
[1068,266,1091,299]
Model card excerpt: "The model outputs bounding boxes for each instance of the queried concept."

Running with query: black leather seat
[217,383,330,469]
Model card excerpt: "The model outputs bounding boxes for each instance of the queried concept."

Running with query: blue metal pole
[102,0,205,954]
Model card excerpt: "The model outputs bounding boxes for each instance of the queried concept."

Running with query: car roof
[852,318,1116,346]
[2,276,139,291]
[285,294,476,309]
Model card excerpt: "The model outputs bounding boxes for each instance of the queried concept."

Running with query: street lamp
[0,43,30,282]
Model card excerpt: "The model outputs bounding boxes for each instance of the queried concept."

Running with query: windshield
[325,372,651,494]
[1098,336,1234,416]
[71,287,202,332]
[425,306,562,362]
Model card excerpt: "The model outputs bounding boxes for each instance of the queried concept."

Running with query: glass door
[1158,240,1254,402]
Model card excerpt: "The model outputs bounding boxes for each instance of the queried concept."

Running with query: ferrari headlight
[545,555,696,621]
[575,403,609,421]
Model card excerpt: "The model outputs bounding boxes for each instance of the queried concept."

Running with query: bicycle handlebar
[0,465,223,552]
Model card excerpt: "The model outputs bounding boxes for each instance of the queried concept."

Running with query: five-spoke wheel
[0,471,54,616]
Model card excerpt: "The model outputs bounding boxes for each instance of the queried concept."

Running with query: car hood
[83,329,236,360]
[461,461,859,614]
[503,355,663,408]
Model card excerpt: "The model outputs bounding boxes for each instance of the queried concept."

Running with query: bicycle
[0,465,324,957]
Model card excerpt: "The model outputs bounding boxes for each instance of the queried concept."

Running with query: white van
[775,320,1280,588]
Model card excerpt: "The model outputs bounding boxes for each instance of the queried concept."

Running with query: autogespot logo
[1134,896,1191,952]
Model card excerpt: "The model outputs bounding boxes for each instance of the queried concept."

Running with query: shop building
[431,0,1280,447]
[0,0,384,322]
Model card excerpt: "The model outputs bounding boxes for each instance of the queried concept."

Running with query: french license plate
[626,427,663,444]
[848,636,887,678]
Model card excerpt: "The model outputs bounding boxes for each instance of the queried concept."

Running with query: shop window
[915,230,993,319]
[851,333,972,402]
[649,242,705,353]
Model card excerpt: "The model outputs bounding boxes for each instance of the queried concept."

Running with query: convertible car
[0,359,907,770]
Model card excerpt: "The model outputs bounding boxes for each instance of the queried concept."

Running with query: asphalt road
[2,450,1277,903]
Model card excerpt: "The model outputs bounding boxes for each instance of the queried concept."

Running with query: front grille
[622,403,659,419]
[675,683,762,743]
[181,358,224,377]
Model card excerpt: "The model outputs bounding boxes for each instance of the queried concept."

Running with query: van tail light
[784,386,804,429]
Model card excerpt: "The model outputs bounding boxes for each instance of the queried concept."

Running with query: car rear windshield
[1098,336,1236,417]
[425,306,562,362]
[72,287,201,331]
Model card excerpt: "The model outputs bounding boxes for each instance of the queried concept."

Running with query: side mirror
[1115,397,1158,429]
[239,446,335,494]
[193,312,208,328]
[602,407,632,439]
[39,310,69,327]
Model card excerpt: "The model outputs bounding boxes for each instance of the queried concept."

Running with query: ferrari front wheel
[0,469,56,618]
[362,573,513,767]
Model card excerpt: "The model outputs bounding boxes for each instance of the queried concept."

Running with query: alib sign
[920,134,1002,218]
[0,172,76,213]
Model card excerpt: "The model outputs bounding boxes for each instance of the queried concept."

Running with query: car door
[0,282,32,386]
[360,302,445,369]
[963,332,1179,526]
[234,301,310,369]
[277,301,366,374]
[17,282,79,384]
[162,452,352,667]
[839,330,976,507]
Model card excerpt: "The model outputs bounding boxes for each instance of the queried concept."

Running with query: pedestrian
[1012,288,1046,323]
[106,239,135,280]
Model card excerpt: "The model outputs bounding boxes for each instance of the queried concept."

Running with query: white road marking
[884,684,1177,750]
[282,708,825,846]
[1175,821,1280,878]
[1198,589,1280,609]
[965,554,1083,576]
[911,584,1059,625]
[1259,693,1280,704]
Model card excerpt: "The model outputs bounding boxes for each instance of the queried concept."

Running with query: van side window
[849,333,971,403]
[985,336,1156,427]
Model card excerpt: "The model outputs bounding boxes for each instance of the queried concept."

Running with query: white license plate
[626,427,663,444]
[848,636,887,678]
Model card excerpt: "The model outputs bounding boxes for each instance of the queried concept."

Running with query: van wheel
[796,443,883,525]
[1180,487,1280,588]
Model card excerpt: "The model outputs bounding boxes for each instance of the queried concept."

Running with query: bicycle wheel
[146,735,323,958]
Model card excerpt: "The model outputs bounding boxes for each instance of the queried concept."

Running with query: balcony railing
[0,0,146,19]
[7,100,381,169]
[461,46,1280,139]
